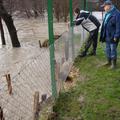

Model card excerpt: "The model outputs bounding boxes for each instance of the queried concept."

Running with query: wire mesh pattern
[0,0,105,117]
[0,25,88,120]
[0,1,100,119]
[54,26,88,90]
[0,48,52,120]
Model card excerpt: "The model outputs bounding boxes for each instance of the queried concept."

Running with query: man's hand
[114,38,117,42]
[114,38,119,42]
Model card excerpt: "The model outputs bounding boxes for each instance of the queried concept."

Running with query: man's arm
[114,12,120,41]
[74,17,84,26]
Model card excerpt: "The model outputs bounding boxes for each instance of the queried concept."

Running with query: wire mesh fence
[0,25,88,120]
[54,26,88,89]
[0,48,52,120]
[1,0,117,119]
[0,0,92,119]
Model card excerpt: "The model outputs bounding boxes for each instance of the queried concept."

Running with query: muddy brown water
[0,19,68,120]
[0,19,68,76]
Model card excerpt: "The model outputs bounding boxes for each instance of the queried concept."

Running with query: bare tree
[53,0,61,22]
[0,17,6,45]
[53,0,69,22]
[0,0,20,47]
[61,0,69,22]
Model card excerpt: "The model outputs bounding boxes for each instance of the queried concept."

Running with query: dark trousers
[106,42,118,60]
[83,28,99,54]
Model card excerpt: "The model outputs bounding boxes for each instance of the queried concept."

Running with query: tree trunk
[25,9,32,18]
[0,17,6,45]
[1,14,21,47]
[0,1,20,47]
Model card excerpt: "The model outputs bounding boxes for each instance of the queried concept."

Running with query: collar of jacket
[107,5,115,13]
[103,6,116,26]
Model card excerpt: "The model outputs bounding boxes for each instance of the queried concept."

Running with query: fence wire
[0,48,52,120]
[0,25,88,120]
[54,26,88,89]
[0,0,93,119]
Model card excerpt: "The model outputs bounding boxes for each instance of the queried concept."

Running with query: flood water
[0,19,68,77]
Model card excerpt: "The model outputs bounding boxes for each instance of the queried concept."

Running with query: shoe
[79,53,86,57]
[102,58,111,67]
[110,59,117,69]
[89,52,96,56]
[103,62,111,67]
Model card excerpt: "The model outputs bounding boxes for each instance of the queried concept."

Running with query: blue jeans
[105,42,118,59]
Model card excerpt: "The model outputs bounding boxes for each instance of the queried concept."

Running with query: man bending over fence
[72,8,101,57]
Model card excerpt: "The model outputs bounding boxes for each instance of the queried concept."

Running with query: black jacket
[74,11,101,32]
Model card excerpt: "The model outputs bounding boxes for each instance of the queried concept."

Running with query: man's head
[74,8,80,17]
[101,0,113,12]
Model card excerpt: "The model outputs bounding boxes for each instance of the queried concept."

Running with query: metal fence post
[80,0,84,10]
[86,0,88,11]
[47,0,57,98]
[89,2,92,14]
[69,0,75,60]
[69,0,73,27]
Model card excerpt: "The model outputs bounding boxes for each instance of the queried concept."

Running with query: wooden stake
[33,91,39,120]
[0,107,5,120]
[5,74,12,95]
[39,40,42,48]
[41,94,47,102]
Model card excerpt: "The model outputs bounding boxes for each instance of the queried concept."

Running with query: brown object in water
[42,35,61,47]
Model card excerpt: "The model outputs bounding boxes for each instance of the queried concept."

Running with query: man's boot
[89,51,96,56]
[110,59,117,69]
[102,58,111,67]
[79,52,86,57]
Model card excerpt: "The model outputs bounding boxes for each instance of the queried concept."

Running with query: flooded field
[0,15,91,119]
[0,19,68,76]
[0,19,70,120]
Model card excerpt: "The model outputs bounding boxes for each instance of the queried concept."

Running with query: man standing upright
[100,0,120,69]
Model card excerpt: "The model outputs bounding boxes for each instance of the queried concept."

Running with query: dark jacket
[74,10,100,32]
[100,7,120,43]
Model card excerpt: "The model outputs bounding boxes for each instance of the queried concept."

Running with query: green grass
[53,43,120,120]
